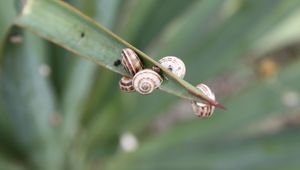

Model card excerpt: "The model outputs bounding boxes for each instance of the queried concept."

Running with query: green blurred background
[1,0,300,169]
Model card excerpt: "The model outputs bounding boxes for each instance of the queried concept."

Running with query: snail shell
[191,83,216,118]
[119,76,135,92]
[132,69,163,95]
[159,56,186,79]
[121,48,143,76]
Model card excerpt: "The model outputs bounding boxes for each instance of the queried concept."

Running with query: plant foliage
[1,0,300,170]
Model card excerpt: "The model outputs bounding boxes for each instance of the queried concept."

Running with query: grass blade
[14,0,223,107]
[0,28,64,170]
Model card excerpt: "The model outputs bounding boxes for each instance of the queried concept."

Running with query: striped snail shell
[133,69,163,95]
[119,76,135,92]
[121,48,144,76]
[159,56,186,79]
[191,83,216,118]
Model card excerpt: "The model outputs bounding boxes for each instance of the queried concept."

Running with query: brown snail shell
[119,76,135,92]
[121,48,144,76]
[159,56,186,79]
[132,69,163,95]
[191,83,216,118]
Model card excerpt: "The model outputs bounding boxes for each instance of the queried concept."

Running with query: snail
[132,69,163,95]
[121,48,144,76]
[159,56,186,79]
[191,83,216,118]
[119,76,135,92]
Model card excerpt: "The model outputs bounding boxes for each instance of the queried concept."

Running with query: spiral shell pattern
[133,69,163,95]
[119,76,135,92]
[159,56,186,79]
[191,84,216,118]
[121,48,143,76]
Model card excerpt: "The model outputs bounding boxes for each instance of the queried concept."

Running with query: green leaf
[61,0,122,142]
[254,9,300,55]
[14,0,222,107]
[0,28,64,170]
[0,0,17,42]
[151,0,300,82]
[109,127,300,170]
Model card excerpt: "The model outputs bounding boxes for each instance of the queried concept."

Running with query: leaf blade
[14,0,222,107]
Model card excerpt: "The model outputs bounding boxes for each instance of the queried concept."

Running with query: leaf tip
[214,102,226,110]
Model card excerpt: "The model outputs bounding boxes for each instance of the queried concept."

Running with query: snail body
[191,84,216,118]
[119,76,135,92]
[133,69,163,95]
[121,48,143,76]
[159,56,186,79]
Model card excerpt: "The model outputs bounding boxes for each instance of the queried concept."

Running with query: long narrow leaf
[0,28,64,170]
[14,0,223,107]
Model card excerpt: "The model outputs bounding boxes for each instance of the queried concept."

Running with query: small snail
[121,48,144,76]
[132,69,163,95]
[191,83,216,118]
[119,76,135,92]
[159,56,186,79]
